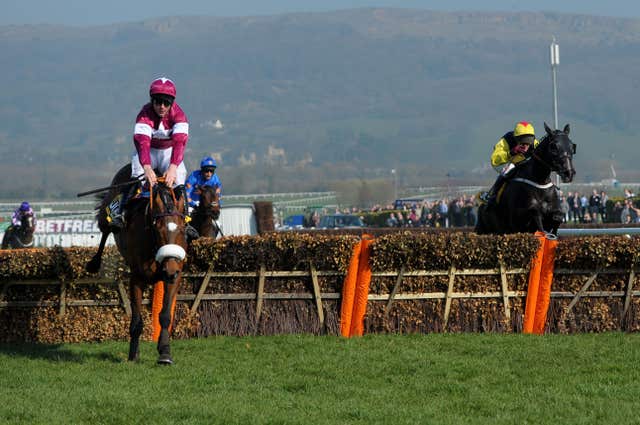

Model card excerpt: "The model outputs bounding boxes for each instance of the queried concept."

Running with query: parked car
[317,214,364,229]
[277,214,305,231]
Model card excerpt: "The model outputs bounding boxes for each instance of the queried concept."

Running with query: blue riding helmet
[200,156,217,170]
[20,201,30,211]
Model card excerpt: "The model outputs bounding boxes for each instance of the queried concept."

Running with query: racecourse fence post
[623,267,636,320]
[117,281,132,316]
[190,263,216,317]
[565,271,599,313]
[309,262,325,330]
[385,266,405,318]
[498,262,511,322]
[59,280,67,317]
[442,265,457,331]
[255,264,266,323]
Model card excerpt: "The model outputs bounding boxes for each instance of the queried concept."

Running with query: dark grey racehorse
[1,214,35,249]
[475,123,576,236]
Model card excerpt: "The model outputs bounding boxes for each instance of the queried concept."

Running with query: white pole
[550,38,560,185]
[550,38,560,130]
[391,169,397,201]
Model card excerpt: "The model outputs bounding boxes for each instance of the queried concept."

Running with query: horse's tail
[93,191,113,234]
[85,192,113,273]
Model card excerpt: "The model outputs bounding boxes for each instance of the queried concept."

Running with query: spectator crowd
[358,188,639,228]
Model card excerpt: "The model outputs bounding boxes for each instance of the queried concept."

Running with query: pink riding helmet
[149,77,177,98]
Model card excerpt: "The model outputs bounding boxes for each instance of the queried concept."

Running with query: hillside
[1,8,639,198]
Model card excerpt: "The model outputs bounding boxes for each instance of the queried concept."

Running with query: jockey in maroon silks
[108,77,190,229]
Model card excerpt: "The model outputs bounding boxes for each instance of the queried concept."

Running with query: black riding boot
[483,174,508,207]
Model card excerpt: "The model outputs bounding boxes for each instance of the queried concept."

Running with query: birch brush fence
[1,232,639,342]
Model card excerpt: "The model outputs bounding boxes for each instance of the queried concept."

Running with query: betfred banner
[30,219,113,247]
[35,219,101,234]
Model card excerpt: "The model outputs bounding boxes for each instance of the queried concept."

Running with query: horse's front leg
[128,281,144,361]
[531,210,546,234]
[157,276,181,365]
[549,214,564,236]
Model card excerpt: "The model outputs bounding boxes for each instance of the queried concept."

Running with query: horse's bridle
[147,181,187,262]
[193,186,220,217]
[532,133,573,173]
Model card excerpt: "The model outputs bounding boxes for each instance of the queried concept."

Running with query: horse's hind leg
[128,282,144,361]
[86,231,110,273]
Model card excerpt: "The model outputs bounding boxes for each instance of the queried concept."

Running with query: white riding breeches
[131,148,187,187]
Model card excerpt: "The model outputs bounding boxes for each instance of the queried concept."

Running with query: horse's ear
[563,124,570,135]
[544,122,553,135]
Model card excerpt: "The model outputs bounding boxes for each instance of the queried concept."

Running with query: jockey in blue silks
[185,156,223,209]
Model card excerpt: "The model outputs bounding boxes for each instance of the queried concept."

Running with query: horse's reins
[515,152,555,189]
[149,178,185,220]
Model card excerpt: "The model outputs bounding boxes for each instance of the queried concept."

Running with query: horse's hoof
[157,355,174,365]
[85,258,101,273]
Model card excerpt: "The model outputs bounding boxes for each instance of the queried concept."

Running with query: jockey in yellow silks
[482,121,540,205]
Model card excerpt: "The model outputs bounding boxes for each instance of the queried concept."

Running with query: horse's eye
[549,144,559,154]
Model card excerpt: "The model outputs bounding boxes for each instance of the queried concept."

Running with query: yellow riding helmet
[514,121,535,137]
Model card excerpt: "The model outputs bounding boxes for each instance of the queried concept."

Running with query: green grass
[1,333,639,424]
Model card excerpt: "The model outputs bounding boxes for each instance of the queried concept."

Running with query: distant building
[264,145,287,166]
[238,152,257,166]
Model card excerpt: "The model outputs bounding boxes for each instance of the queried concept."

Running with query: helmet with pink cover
[149,77,177,99]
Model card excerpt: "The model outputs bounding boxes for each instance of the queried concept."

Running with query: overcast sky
[3,0,640,26]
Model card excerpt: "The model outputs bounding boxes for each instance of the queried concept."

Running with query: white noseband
[155,244,186,262]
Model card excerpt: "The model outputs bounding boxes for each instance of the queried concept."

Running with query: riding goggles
[152,96,174,107]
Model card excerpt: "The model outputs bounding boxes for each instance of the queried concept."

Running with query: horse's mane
[156,184,176,213]
[534,132,552,151]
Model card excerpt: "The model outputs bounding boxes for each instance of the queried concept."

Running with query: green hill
[1,9,639,198]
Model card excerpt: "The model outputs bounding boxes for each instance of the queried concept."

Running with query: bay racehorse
[1,214,35,249]
[189,185,221,238]
[475,123,576,236]
[86,164,188,364]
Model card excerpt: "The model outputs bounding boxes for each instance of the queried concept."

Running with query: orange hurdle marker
[523,231,558,335]
[340,241,362,337]
[349,236,374,337]
[523,232,546,334]
[533,236,558,334]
